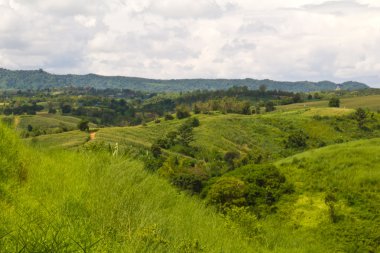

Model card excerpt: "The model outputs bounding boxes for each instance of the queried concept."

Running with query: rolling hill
[2,110,379,252]
[279,95,380,111]
[0,122,257,252]
[0,68,369,92]
[31,107,380,160]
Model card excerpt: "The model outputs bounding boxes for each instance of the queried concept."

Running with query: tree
[259,84,267,93]
[354,108,367,129]
[285,131,308,149]
[150,143,162,158]
[177,123,194,146]
[193,104,201,114]
[78,120,89,132]
[207,177,247,209]
[185,117,200,128]
[48,107,57,114]
[292,93,302,103]
[329,97,340,108]
[254,104,261,114]
[171,173,203,194]
[265,101,276,112]
[61,104,72,114]
[164,114,174,121]
[241,102,251,115]
[176,106,190,119]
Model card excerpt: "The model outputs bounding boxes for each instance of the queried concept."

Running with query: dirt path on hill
[90,132,96,140]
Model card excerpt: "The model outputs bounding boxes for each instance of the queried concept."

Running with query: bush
[176,106,191,119]
[353,107,367,129]
[185,117,200,128]
[150,143,162,158]
[164,114,174,121]
[329,97,340,107]
[78,120,90,132]
[144,152,164,172]
[224,151,240,166]
[193,105,201,114]
[285,131,308,149]
[207,177,247,209]
[265,101,276,112]
[225,164,294,215]
[171,173,203,194]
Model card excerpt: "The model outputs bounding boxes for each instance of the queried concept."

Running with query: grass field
[2,122,379,252]
[16,113,97,131]
[0,123,258,252]
[269,138,380,252]
[278,95,380,111]
[28,130,90,149]
[31,108,380,162]
[2,94,380,252]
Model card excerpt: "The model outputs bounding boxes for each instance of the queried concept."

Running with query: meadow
[278,95,380,111]
[1,94,380,252]
[0,123,257,252]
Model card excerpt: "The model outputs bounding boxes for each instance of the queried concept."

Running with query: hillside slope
[4,110,380,252]
[0,68,369,92]
[270,138,380,252]
[279,94,380,111]
[0,123,258,252]
[29,108,380,162]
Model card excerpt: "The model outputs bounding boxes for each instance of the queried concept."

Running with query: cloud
[302,0,375,15]
[146,0,224,19]
[0,0,380,87]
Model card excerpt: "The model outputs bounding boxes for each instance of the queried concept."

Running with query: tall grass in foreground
[0,125,256,252]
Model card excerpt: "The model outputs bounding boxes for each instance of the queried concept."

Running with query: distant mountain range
[0,68,369,92]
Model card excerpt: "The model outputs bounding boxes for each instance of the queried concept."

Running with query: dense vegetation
[0,68,369,92]
[1,82,379,252]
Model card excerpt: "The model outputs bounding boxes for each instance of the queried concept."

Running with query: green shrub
[176,106,191,119]
[171,173,203,194]
[186,117,200,127]
[329,97,340,107]
[164,114,174,121]
[207,177,247,209]
[78,120,90,132]
[285,131,308,149]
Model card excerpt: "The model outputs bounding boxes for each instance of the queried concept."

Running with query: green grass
[94,109,380,160]
[278,95,380,111]
[29,108,380,164]
[1,111,380,252]
[27,130,90,149]
[14,113,96,134]
[267,138,380,252]
[0,124,257,252]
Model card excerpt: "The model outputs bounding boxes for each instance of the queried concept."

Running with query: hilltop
[0,68,369,92]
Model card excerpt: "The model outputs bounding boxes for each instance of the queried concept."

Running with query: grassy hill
[29,108,380,165]
[1,113,97,137]
[271,138,380,252]
[2,121,379,252]
[278,95,380,111]
[0,123,258,252]
[0,68,369,92]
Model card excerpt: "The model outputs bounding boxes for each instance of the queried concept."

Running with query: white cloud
[0,0,379,87]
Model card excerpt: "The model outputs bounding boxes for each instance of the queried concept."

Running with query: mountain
[0,68,369,92]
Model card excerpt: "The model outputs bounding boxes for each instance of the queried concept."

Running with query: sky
[0,0,380,87]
